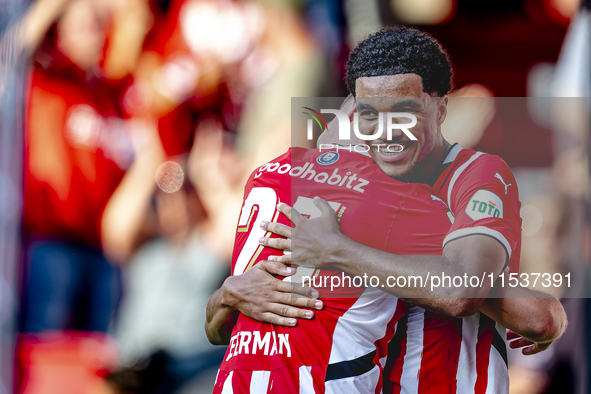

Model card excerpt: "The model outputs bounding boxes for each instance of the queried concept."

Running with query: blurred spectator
[105,157,228,393]
[100,118,232,394]
[18,0,133,391]
[118,0,266,158]
[22,0,129,334]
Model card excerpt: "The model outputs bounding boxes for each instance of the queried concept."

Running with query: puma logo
[494,173,512,195]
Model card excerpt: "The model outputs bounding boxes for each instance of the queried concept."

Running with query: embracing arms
[204,251,567,353]
[204,259,323,345]
[261,200,505,317]
[205,216,566,354]
[258,200,567,351]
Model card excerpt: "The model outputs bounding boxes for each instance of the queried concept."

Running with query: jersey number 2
[234,189,343,277]
[234,187,279,276]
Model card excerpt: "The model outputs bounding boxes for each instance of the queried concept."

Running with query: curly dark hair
[346,27,453,97]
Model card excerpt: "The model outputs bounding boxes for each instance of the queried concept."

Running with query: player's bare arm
[204,259,323,345]
[479,271,567,354]
[261,199,506,317]
[205,288,239,345]
[262,215,566,354]
[262,207,566,348]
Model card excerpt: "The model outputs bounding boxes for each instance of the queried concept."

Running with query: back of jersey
[215,148,451,394]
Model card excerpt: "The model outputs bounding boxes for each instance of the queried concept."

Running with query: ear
[437,95,448,126]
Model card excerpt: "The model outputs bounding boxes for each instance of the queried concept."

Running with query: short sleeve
[443,156,522,268]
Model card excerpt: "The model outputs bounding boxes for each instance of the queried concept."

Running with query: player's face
[355,74,447,181]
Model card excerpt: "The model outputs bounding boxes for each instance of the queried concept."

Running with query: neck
[400,138,451,184]
[433,138,452,168]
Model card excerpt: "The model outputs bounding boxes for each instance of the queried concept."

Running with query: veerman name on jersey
[226,330,292,361]
[254,161,369,193]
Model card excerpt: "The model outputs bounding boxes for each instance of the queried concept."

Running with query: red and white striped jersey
[384,144,522,394]
[214,148,451,394]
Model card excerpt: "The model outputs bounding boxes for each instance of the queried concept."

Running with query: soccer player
[208,147,563,393]
[259,28,561,392]
[211,147,449,393]
[210,28,567,393]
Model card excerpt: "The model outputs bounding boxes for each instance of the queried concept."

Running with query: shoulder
[450,148,510,172]
[245,149,294,189]
[448,149,516,189]
[445,149,519,210]
[455,153,516,191]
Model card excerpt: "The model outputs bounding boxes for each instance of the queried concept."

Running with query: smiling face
[355,74,448,181]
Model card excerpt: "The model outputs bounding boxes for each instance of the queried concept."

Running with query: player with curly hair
[206,27,567,393]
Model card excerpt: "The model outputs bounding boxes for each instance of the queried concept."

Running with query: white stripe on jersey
[446,152,485,210]
[250,371,271,393]
[443,226,512,258]
[400,307,425,394]
[299,366,314,394]
[221,371,234,394]
[486,323,509,394]
[456,314,479,394]
[328,287,399,364]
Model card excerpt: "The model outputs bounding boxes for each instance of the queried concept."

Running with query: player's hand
[260,198,344,268]
[221,260,323,326]
[258,220,292,264]
[507,330,553,355]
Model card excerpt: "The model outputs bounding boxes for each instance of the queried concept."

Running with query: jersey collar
[443,143,462,164]
[424,143,462,187]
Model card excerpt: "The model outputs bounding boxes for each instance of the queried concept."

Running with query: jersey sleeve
[444,156,521,267]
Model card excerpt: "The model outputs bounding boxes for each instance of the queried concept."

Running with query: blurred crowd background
[0,0,589,393]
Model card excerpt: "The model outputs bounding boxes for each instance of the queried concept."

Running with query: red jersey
[385,144,522,394]
[214,148,451,394]
[137,0,257,156]
[24,58,133,247]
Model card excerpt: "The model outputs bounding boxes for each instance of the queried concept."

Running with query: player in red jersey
[384,144,522,393]
[208,148,562,394]
[23,1,132,333]
[215,28,567,394]
[212,147,450,393]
